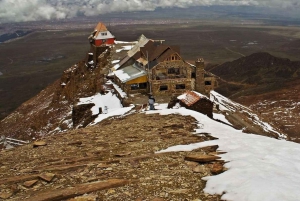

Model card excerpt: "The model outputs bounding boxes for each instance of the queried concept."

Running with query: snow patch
[148,107,300,201]
[78,92,123,115]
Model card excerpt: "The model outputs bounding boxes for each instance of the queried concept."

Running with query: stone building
[113,35,217,96]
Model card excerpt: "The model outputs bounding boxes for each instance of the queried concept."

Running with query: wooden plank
[24,179,130,201]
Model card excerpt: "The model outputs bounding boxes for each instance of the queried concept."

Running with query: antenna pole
[147,51,152,94]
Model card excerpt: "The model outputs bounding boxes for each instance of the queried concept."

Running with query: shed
[114,64,148,94]
[176,91,213,118]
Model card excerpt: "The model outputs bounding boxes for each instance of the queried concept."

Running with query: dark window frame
[160,85,168,91]
[205,81,212,85]
[176,84,186,89]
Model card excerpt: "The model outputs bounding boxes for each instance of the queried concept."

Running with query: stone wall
[90,45,109,64]
[195,58,205,93]
[151,78,192,95]
[150,61,193,95]
[181,98,213,118]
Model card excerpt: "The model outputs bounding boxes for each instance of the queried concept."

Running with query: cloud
[0,0,299,23]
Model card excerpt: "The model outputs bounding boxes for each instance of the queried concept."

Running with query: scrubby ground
[0,112,223,201]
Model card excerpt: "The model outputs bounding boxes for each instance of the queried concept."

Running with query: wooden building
[88,22,115,46]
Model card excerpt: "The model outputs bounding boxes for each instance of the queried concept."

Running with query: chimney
[195,58,205,93]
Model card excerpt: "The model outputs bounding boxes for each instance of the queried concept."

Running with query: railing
[0,135,29,149]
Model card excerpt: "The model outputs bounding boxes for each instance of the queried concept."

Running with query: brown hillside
[0,48,111,141]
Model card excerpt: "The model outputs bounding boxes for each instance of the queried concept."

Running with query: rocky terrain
[208,52,300,139]
[0,112,223,201]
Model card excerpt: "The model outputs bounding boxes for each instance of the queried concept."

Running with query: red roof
[179,91,201,106]
[94,23,108,36]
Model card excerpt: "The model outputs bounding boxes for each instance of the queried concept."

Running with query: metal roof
[114,64,147,83]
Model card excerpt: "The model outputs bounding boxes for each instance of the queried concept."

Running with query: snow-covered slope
[210,90,287,140]
[147,107,300,201]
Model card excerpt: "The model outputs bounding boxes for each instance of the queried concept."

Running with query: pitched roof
[157,48,180,62]
[93,22,115,40]
[127,35,150,57]
[177,91,203,106]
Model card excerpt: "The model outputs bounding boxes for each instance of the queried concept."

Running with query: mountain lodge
[86,22,217,96]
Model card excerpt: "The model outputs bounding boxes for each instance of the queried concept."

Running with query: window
[101,32,107,36]
[139,83,147,89]
[176,84,185,89]
[130,83,147,90]
[168,68,180,74]
[160,85,168,91]
[131,84,139,90]
[102,39,107,43]
[205,81,212,85]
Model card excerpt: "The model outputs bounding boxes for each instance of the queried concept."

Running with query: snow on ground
[211,90,286,139]
[116,45,133,53]
[146,107,300,201]
[213,113,232,125]
[91,106,134,125]
[77,90,132,125]
[110,81,127,98]
[112,60,120,64]
[78,92,123,115]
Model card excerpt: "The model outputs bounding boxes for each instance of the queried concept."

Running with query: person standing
[148,95,155,110]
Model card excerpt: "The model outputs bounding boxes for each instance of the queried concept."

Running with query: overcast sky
[0,0,299,23]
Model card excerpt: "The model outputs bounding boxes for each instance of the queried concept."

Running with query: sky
[0,0,299,23]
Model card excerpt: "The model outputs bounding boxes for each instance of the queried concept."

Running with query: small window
[168,68,179,74]
[205,81,212,85]
[139,83,147,89]
[160,85,168,91]
[101,32,107,36]
[191,72,196,78]
[130,83,147,90]
[176,84,185,89]
[102,39,107,43]
[131,84,139,90]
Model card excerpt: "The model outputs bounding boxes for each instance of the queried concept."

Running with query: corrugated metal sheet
[114,64,147,84]
[178,91,201,106]
[128,35,150,57]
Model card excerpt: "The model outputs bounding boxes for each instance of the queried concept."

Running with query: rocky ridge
[0,112,223,201]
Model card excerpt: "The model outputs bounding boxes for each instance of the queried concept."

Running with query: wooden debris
[24,179,130,201]
[23,180,38,188]
[0,174,40,185]
[184,154,221,163]
[114,152,131,157]
[67,141,82,146]
[33,141,47,148]
[39,173,56,182]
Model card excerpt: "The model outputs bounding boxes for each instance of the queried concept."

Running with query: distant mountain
[209,52,300,140]
[209,52,300,97]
